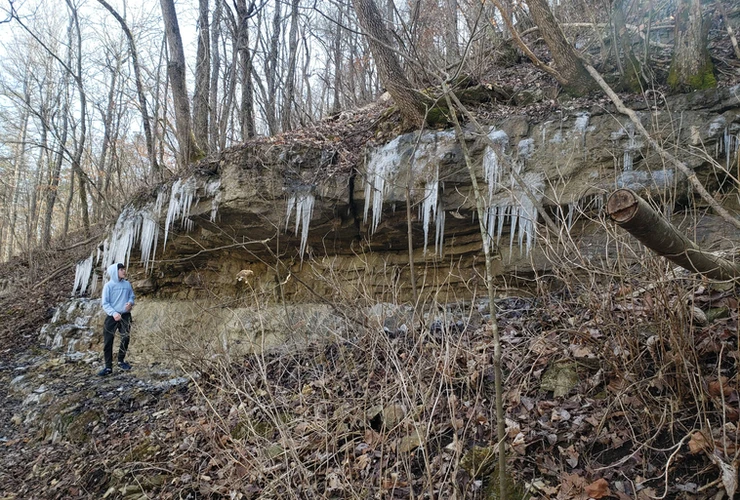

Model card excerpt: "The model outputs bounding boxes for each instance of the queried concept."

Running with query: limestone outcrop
[62,86,740,354]
[129,86,738,300]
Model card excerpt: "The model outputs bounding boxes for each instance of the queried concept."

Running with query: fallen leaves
[2,278,740,498]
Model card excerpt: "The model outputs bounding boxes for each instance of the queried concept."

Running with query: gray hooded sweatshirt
[101,263,135,316]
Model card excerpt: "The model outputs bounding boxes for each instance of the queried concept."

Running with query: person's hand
[124,302,132,312]
[113,312,122,321]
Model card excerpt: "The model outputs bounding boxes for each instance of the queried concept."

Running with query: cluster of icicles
[361,128,544,259]
[79,113,690,295]
[73,178,221,295]
[482,130,543,257]
[718,126,740,172]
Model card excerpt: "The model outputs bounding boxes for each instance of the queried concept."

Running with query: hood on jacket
[107,263,121,283]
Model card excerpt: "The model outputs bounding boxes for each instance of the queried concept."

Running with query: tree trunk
[42,19,74,249]
[43,109,68,249]
[96,56,119,220]
[160,0,196,167]
[351,0,426,128]
[281,0,300,132]
[63,169,75,239]
[235,0,256,139]
[611,0,643,92]
[96,0,160,180]
[193,0,211,154]
[263,2,282,135]
[299,33,313,126]
[28,118,47,251]
[607,189,740,281]
[330,4,344,115]
[525,0,595,95]
[444,0,460,64]
[5,76,31,260]
[65,0,90,236]
[209,0,222,152]
[668,0,716,91]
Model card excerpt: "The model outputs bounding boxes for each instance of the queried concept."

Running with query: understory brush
[168,229,739,499]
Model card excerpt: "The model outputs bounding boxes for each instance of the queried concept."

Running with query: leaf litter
[0,262,739,499]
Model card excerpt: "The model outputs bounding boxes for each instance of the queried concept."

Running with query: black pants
[103,313,131,368]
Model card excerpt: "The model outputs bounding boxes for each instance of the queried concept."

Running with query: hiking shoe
[98,367,112,376]
[118,361,132,371]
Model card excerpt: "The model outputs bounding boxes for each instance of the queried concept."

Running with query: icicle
[163,177,198,250]
[483,129,509,202]
[421,168,439,254]
[623,149,633,171]
[574,112,590,133]
[72,254,94,295]
[517,190,539,257]
[518,138,535,161]
[483,174,543,259]
[435,200,445,256]
[725,127,731,171]
[574,112,590,158]
[89,272,99,297]
[298,193,314,258]
[363,136,403,234]
[483,142,501,201]
[567,202,576,231]
[509,205,519,257]
[541,121,551,145]
[101,206,141,271]
[286,190,315,259]
[496,205,505,246]
[623,129,637,171]
[593,194,605,212]
[285,195,296,231]
[140,189,165,272]
[206,179,222,222]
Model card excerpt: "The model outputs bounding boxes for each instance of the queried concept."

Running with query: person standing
[98,263,135,376]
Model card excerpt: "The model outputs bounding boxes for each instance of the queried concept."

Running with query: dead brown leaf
[585,478,611,499]
[688,431,712,454]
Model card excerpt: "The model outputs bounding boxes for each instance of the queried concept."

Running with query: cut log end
[606,189,639,223]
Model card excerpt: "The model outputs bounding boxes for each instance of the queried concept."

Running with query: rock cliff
[62,86,740,356]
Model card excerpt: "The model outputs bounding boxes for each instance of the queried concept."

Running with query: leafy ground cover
[1,245,738,499]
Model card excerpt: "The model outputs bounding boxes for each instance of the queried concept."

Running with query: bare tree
[282,0,300,132]
[444,0,460,64]
[330,3,344,115]
[41,66,70,249]
[93,47,121,220]
[193,0,211,154]
[524,0,595,95]
[2,71,30,260]
[96,0,160,180]
[611,0,642,91]
[668,0,716,90]
[262,1,282,135]
[234,0,257,140]
[160,0,198,167]
[209,0,223,151]
[64,0,90,236]
[351,0,426,128]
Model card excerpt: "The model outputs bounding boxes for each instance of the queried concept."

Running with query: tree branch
[607,188,740,281]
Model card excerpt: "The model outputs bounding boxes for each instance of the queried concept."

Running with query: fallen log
[606,188,740,281]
